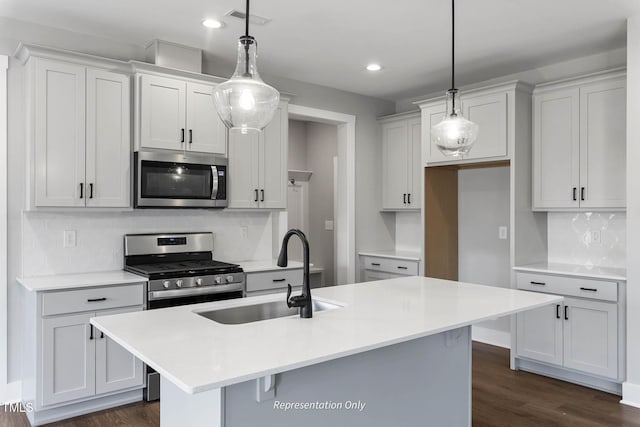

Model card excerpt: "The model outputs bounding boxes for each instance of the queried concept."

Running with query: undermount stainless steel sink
[197,299,342,325]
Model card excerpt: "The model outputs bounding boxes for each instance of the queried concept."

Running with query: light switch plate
[498,226,508,240]
[325,220,334,231]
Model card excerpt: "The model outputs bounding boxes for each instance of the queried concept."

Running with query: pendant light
[431,0,478,157]
[213,0,280,134]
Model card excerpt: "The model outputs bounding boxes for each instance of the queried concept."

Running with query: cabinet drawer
[245,269,303,293]
[361,256,418,276]
[42,284,145,316]
[516,272,617,302]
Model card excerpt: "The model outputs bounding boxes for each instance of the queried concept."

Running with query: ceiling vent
[225,9,272,25]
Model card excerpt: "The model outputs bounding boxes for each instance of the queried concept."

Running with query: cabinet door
[95,307,144,395]
[579,78,626,209]
[407,117,422,209]
[260,103,288,209]
[85,69,130,208]
[34,59,86,207]
[533,88,580,209]
[139,74,186,151]
[422,104,448,164]
[381,121,409,210]
[228,130,260,208]
[563,298,618,379]
[42,313,95,406]
[463,92,508,160]
[516,303,563,365]
[186,82,226,155]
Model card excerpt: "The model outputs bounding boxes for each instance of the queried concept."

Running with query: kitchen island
[90,276,562,427]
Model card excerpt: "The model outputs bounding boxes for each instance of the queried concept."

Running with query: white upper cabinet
[533,70,626,210]
[420,86,510,166]
[380,113,421,210]
[138,74,226,155]
[30,56,130,209]
[34,59,87,207]
[139,74,186,151]
[228,100,288,209]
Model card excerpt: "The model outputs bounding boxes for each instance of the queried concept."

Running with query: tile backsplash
[22,210,274,277]
[547,212,626,268]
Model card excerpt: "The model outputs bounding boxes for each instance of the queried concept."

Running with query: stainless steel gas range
[123,232,245,400]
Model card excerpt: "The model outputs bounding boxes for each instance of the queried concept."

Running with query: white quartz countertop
[514,263,626,281]
[17,271,148,292]
[358,250,421,261]
[91,276,561,395]
[234,259,304,273]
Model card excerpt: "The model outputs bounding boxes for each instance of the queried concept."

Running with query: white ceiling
[1,0,639,101]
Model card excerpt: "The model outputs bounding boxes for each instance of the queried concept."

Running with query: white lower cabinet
[515,271,623,384]
[245,268,303,296]
[359,254,420,282]
[30,283,145,418]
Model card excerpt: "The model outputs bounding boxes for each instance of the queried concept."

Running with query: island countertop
[90,277,561,395]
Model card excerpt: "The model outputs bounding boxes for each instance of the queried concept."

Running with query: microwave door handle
[211,166,219,199]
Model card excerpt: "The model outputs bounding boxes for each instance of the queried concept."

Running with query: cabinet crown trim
[414,80,532,108]
[14,43,131,73]
[378,110,420,123]
[533,67,626,94]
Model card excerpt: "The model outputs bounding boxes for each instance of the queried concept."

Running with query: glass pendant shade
[431,89,479,157]
[213,36,280,134]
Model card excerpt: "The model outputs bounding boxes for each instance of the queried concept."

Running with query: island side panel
[160,379,224,427]
[224,327,471,427]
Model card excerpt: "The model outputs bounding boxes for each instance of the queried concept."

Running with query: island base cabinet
[159,328,472,427]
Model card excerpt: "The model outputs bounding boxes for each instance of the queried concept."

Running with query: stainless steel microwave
[134,151,227,208]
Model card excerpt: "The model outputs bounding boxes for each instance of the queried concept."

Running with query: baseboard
[26,389,143,426]
[472,326,510,349]
[621,382,640,408]
[0,380,22,404]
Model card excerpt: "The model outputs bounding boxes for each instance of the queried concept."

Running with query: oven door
[135,151,227,208]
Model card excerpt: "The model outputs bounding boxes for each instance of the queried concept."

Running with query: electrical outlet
[325,220,334,231]
[591,230,602,245]
[63,230,77,248]
[498,226,508,240]
[240,226,248,239]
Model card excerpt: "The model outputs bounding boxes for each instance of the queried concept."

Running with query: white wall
[458,167,511,340]
[395,212,421,253]
[623,16,640,408]
[288,120,308,171]
[547,213,626,269]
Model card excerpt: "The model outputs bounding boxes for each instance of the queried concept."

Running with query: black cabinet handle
[397,266,408,270]
[89,183,94,199]
[261,189,265,202]
[181,128,185,143]
[371,263,381,266]
[100,331,104,339]
[189,129,193,144]
[254,189,259,202]
[580,287,598,292]
[87,297,107,302]
[581,187,585,201]
[272,278,286,282]
[79,183,84,199]
[572,187,577,201]
[556,304,561,319]
[403,193,407,204]
[564,306,569,321]
[530,281,546,286]
[407,193,411,204]
[89,325,94,340]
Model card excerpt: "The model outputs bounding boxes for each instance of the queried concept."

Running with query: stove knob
[195,278,203,286]
[214,276,223,285]
[176,280,183,288]
[162,280,171,289]
[226,275,234,283]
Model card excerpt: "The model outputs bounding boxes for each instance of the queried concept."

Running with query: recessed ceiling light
[202,19,224,29]
[366,63,382,72]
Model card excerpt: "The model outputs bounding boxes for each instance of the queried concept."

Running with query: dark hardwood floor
[2,342,640,426]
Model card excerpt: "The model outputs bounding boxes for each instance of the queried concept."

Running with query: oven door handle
[211,166,219,200]
[149,283,243,301]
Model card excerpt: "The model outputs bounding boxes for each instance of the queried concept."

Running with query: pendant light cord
[451,0,455,90]
[245,0,250,38]
[244,0,251,76]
